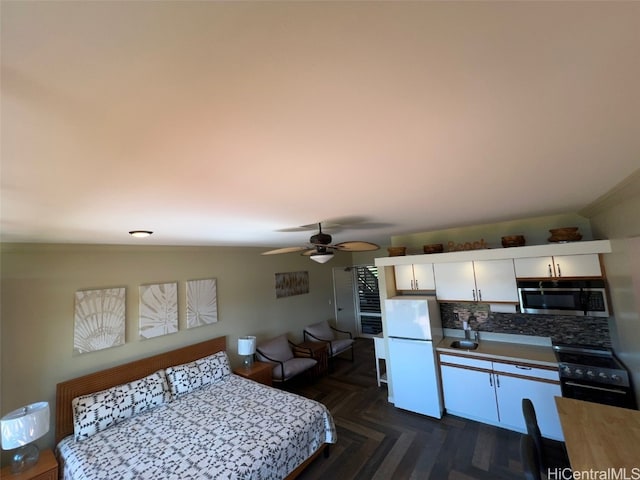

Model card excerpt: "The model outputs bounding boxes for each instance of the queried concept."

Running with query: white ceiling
[2,1,639,250]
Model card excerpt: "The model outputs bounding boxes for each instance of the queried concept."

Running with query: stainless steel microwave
[517,279,609,317]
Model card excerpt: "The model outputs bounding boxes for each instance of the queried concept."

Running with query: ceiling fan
[261,223,380,263]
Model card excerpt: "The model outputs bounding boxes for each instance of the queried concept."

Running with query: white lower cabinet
[440,364,498,424]
[439,354,563,440]
[494,373,563,440]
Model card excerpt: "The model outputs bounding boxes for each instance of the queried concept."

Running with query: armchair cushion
[271,357,317,382]
[304,321,335,341]
[255,334,294,363]
[330,338,354,356]
[255,335,318,383]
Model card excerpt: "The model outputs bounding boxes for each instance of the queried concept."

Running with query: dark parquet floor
[286,337,527,480]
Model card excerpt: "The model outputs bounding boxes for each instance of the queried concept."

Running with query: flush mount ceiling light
[129,230,153,238]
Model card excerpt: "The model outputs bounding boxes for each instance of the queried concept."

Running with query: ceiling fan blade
[333,241,380,252]
[261,246,308,255]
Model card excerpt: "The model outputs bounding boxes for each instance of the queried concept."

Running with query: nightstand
[234,361,273,386]
[1,448,58,480]
[297,341,329,378]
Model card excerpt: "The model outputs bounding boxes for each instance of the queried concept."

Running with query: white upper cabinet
[434,262,476,301]
[434,259,518,303]
[394,263,435,291]
[514,254,602,278]
[473,259,519,302]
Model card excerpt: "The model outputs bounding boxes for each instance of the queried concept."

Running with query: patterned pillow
[72,370,170,441]
[165,351,231,397]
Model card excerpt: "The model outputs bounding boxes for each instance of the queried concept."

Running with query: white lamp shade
[310,252,334,264]
[237,336,256,356]
[1,402,50,450]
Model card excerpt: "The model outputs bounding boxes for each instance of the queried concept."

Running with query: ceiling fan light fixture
[129,230,153,238]
[309,252,334,264]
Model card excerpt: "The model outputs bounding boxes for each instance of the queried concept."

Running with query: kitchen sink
[449,340,479,350]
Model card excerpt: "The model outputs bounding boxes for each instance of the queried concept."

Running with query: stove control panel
[558,362,629,387]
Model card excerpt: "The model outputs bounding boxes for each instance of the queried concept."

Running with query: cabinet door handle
[472,290,476,301]
[548,264,553,277]
[489,373,493,387]
[515,365,532,370]
[410,280,414,290]
[415,279,419,289]
[496,374,500,388]
[478,289,482,301]
[557,263,562,277]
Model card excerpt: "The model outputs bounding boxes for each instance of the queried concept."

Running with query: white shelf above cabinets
[375,240,611,267]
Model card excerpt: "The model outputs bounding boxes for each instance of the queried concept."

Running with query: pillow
[165,351,231,397]
[72,369,170,441]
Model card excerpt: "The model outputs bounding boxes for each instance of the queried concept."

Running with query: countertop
[436,336,558,368]
[556,397,640,469]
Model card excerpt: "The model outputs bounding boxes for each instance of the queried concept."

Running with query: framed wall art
[186,278,218,329]
[275,271,309,298]
[139,282,178,340]
[74,287,126,355]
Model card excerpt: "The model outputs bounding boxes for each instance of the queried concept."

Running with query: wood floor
[287,338,527,480]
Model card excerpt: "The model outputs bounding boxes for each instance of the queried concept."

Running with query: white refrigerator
[385,296,444,418]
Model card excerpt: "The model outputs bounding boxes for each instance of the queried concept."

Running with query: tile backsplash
[439,302,611,347]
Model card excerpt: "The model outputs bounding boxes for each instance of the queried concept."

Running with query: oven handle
[564,381,628,395]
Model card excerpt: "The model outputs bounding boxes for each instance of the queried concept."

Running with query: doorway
[332,265,381,338]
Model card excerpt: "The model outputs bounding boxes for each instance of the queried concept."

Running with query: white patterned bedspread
[57,375,337,480]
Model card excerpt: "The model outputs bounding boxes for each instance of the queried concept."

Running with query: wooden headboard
[55,336,227,444]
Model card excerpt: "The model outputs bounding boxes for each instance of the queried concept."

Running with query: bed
[55,336,336,480]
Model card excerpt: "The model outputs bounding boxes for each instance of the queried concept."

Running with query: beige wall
[0,243,352,460]
[586,169,640,400]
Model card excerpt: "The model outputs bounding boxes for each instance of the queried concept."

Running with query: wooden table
[297,341,329,378]
[233,361,273,386]
[555,397,640,470]
[0,448,58,480]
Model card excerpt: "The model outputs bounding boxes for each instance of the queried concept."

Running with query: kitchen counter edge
[436,336,558,368]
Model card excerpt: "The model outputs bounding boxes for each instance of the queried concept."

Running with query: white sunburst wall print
[74,287,126,355]
[186,278,218,329]
[139,282,178,340]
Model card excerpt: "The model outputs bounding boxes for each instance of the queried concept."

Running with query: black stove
[552,344,636,409]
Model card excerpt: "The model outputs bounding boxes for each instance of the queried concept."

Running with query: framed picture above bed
[186,278,218,329]
[74,287,126,355]
[139,282,178,340]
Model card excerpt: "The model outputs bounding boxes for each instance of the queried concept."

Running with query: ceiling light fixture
[309,252,334,264]
[129,230,153,238]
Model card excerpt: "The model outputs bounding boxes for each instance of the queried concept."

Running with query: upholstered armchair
[255,334,317,384]
[303,320,354,364]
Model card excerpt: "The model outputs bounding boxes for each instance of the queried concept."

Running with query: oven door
[561,379,636,409]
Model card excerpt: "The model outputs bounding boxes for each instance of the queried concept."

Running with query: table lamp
[1,401,50,473]
[238,335,256,368]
